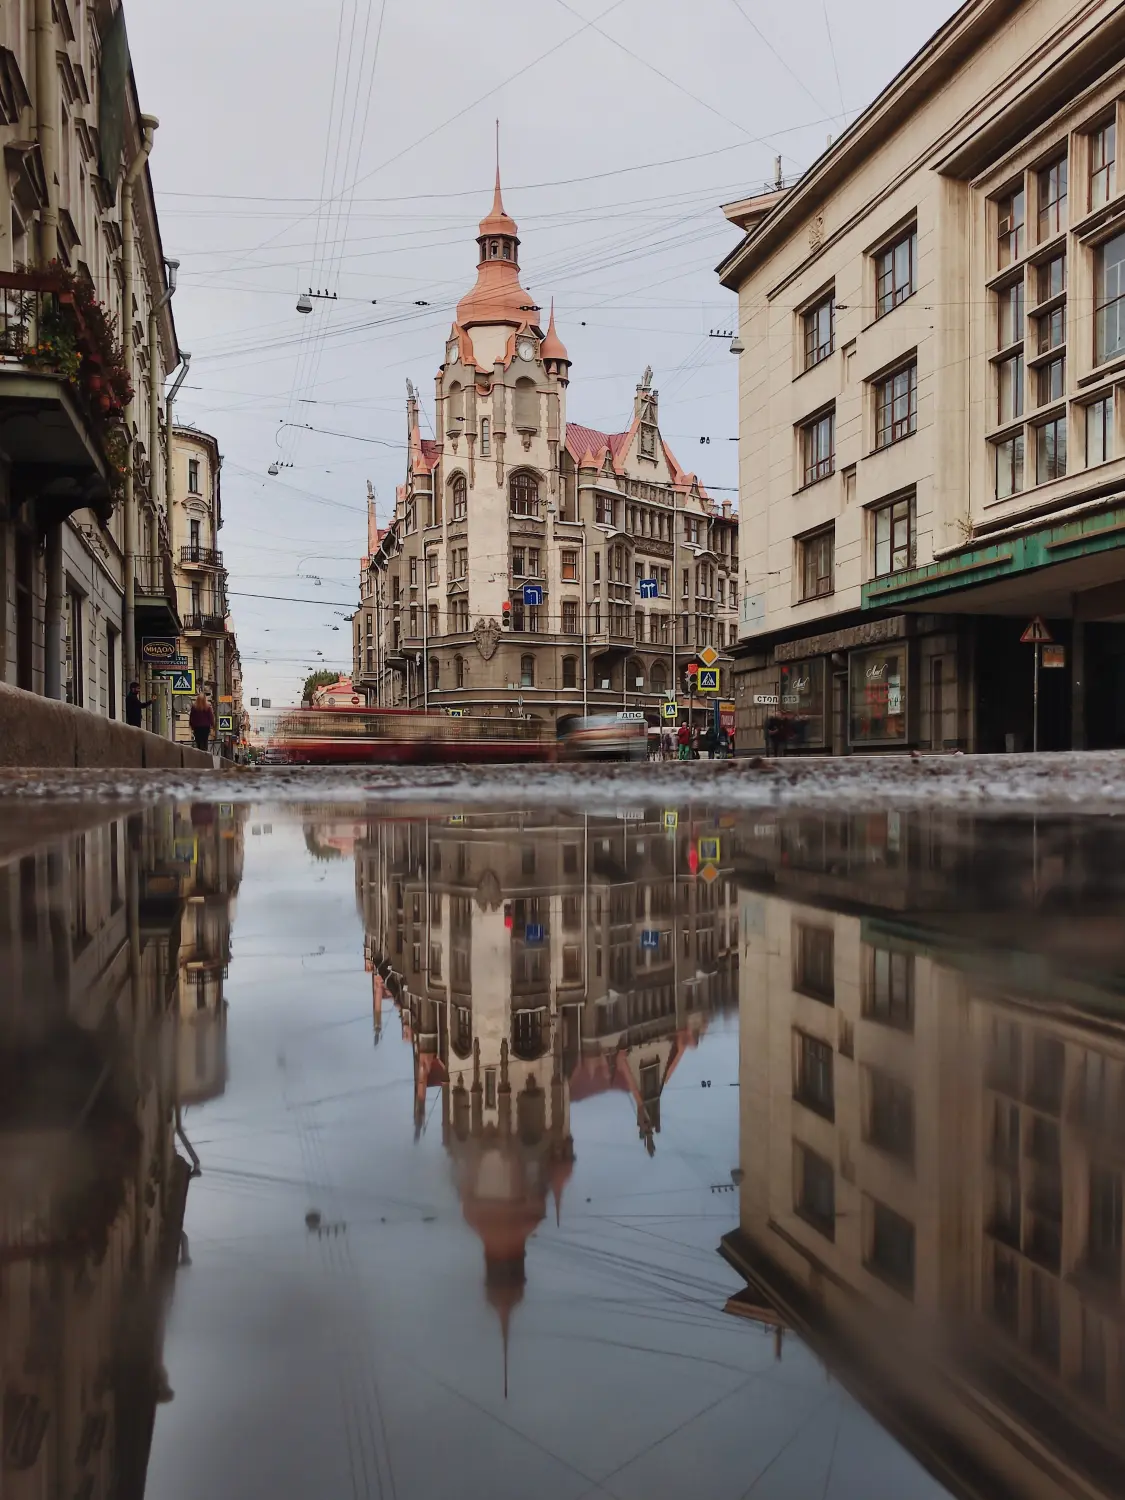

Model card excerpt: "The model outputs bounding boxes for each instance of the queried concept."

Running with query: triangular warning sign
[1020,616,1054,644]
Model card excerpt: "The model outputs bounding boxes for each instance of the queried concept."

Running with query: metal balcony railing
[180,545,223,569]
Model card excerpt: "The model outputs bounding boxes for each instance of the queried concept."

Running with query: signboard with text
[141,637,178,665]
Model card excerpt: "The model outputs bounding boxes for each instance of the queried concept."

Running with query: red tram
[268,707,555,765]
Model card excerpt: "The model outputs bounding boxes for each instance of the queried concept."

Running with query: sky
[127,0,957,706]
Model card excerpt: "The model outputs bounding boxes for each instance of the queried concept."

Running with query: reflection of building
[356,810,739,1383]
[354,173,738,725]
[722,811,1125,1500]
[0,805,240,1496]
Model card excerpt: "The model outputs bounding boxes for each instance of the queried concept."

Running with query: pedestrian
[716,726,731,759]
[661,729,672,761]
[765,714,780,758]
[124,681,153,728]
[189,692,215,753]
[677,721,692,761]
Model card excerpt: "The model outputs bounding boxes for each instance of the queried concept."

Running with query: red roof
[420,439,441,468]
[564,423,630,465]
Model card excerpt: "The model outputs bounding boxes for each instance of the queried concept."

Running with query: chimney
[721,500,732,519]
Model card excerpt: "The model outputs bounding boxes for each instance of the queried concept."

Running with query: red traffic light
[688,845,699,875]
[686,662,699,675]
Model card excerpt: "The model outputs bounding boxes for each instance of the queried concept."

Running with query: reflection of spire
[486,1252,525,1400]
[371,971,384,1045]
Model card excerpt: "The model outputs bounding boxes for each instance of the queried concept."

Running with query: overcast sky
[128,0,955,705]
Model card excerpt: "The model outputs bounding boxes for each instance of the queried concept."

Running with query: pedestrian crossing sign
[218,715,234,732]
[169,669,195,694]
[660,700,678,720]
[697,667,720,693]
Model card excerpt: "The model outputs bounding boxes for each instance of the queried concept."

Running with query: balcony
[134,552,181,637]
[0,267,131,528]
[180,545,224,570]
[182,597,228,636]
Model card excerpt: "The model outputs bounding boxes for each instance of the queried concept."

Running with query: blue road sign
[525,923,545,944]
[640,930,660,951]
[522,583,544,606]
[218,715,234,732]
[697,667,720,693]
[170,669,195,694]
[639,578,658,599]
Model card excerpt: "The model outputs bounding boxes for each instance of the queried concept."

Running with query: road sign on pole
[522,583,543,607]
[699,644,720,669]
[639,578,658,599]
[169,669,195,694]
[1020,619,1053,752]
[697,667,720,693]
[1020,616,1053,644]
[640,930,660,951]
[660,700,678,721]
[218,715,234,732]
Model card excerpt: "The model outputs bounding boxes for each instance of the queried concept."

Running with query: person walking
[661,729,672,761]
[124,681,153,728]
[189,693,215,753]
[677,722,692,761]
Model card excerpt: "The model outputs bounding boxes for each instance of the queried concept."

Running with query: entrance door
[15,533,33,690]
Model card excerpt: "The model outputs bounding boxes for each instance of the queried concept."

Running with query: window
[1088,1167,1122,1280]
[794,1031,834,1118]
[562,656,577,689]
[409,557,418,587]
[795,1145,835,1239]
[560,599,578,635]
[683,515,700,546]
[596,495,613,526]
[528,548,540,577]
[427,553,438,586]
[409,605,418,636]
[455,599,470,632]
[799,526,834,601]
[512,547,525,577]
[875,227,917,316]
[875,362,917,448]
[659,566,669,596]
[794,923,834,1003]
[428,656,439,690]
[452,474,467,520]
[1036,414,1066,482]
[1037,304,1065,354]
[480,417,490,456]
[865,1067,915,1164]
[1037,155,1067,238]
[650,661,667,693]
[1090,121,1116,210]
[428,604,438,636]
[520,654,534,687]
[866,1199,915,1295]
[593,552,601,582]
[997,187,1025,268]
[863,944,914,1029]
[455,654,466,688]
[995,432,1025,498]
[1095,230,1125,364]
[803,293,834,369]
[64,588,83,706]
[998,352,1024,423]
[800,409,835,485]
[510,472,539,517]
[682,568,689,598]
[1037,251,1065,303]
[1087,394,1113,465]
[451,546,468,579]
[1038,356,1065,406]
[872,492,915,577]
[188,457,200,493]
[561,549,578,581]
[189,518,201,556]
[997,280,1024,348]
[514,378,537,432]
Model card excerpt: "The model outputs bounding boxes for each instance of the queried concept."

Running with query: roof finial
[492,119,504,216]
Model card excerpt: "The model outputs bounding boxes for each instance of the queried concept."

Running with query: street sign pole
[1033,642,1040,753]
[1021,617,1053,753]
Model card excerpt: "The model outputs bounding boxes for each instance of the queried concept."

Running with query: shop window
[1095,230,1125,364]
[872,492,915,577]
[1087,394,1114,465]
[794,1144,835,1239]
[875,361,917,447]
[1090,120,1116,210]
[849,645,908,745]
[1036,414,1067,482]
[803,292,834,370]
[994,432,1025,499]
[875,226,917,315]
[996,186,1025,268]
[1037,155,1067,239]
[800,409,835,486]
[799,526,834,600]
[779,658,826,747]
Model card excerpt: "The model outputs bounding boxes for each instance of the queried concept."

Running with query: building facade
[722,809,1125,1497]
[168,426,243,753]
[721,0,1125,754]
[355,176,738,727]
[1,0,183,725]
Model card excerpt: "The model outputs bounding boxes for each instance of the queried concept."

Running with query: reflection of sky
[147,807,950,1500]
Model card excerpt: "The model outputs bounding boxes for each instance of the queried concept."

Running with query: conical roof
[540,298,569,362]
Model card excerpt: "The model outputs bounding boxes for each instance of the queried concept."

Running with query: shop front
[848,643,909,748]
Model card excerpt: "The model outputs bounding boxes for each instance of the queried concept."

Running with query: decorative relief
[473,617,500,660]
[808,212,824,250]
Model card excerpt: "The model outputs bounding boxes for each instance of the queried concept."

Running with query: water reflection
[723,810,1125,1500]
[0,804,243,1495]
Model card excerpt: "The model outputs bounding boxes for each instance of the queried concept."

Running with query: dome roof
[478,166,517,238]
[455,168,537,331]
[540,299,569,362]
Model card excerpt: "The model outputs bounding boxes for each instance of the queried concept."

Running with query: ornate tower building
[356,170,738,726]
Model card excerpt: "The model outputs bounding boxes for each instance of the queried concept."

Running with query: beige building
[355,175,738,727]
[722,810,1125,1498]
[353,807,738,1377]
[1,0,185,725]
[721,0,1125,755]
[168,426,244,752]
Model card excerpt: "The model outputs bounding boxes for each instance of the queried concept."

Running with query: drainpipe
[36,0,63,696]
[121,115,159,686]
[148,260,178,736]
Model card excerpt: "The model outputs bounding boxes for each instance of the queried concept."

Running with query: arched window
[451,474,467,520]
[455,654,466,688]
[509,471,539,517]
[512,1010,547,1062]
[513,378,538,432]
[520,654,535,688]
[446,382,464,432]
[650,661,667,694]
[428,657,439,691]
[628,658,645,691]
[562,656,577,690]
[489,239,499,258]
[452,1007,472,1059]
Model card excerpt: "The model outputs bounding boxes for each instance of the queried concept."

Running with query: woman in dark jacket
[188,694,215,752]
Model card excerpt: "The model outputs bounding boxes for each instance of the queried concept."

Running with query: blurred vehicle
[557,713,648,761]
[269,707,552,765]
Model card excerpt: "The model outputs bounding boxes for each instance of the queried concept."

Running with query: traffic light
[501,600,511,629]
